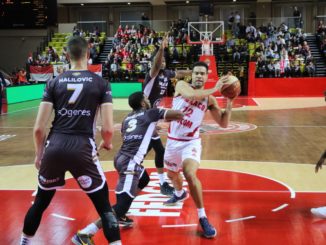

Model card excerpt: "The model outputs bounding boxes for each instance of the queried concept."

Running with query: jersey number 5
[126,119,137,132]
[67,84,83,104]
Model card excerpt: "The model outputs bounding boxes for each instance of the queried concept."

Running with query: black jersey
[42,70,112,137]
[143,69,175,108]
[118,108,166,163]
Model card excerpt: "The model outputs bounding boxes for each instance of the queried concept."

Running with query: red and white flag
[88,64,102,77]
[30,65,54,81]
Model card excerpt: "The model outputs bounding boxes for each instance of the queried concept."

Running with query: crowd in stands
[27,26,104,67]
[316,20,326,58]
[103,20,195,81]
[14,16,322,87]
[221,9,317,78]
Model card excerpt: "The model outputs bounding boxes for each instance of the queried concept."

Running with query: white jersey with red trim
[168,95,208,141]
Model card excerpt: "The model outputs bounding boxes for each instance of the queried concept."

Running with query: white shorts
[164,138,202,172]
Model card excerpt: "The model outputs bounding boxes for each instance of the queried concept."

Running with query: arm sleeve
[101,80,113,104]
[146,108,166,122]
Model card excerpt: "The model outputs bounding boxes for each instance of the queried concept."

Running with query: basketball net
[201,34,213,56]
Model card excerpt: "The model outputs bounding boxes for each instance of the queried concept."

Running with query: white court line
[203,190,292,193]
[0,188,295,194]
[1,106,39,115]
[272,203,289,212]
[162,224,197,228]
[51,213,75,221]
[213,167,296,199]
[252,98,260,106]
[225,216,256,223]
[258,125,326,128]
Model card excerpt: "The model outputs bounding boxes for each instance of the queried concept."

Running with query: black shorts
[38,133,106,193]
[114,153,145,198]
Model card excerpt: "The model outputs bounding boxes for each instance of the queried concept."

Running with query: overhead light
[80,3,84,6]
[186,0,189,3]
[233,0,236,2]
[127,2,131,4]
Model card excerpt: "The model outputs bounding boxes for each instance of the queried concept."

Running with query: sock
[197,208,206,219]
[20,234,32,245]
[79,223,99,236]
[175,189,184,197]
[158,173,165,185]
[111,241,122,245]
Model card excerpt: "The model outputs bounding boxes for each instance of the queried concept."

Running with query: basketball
[220,75,241,99]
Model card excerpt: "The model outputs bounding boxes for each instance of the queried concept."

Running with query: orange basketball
[220,75,241,99]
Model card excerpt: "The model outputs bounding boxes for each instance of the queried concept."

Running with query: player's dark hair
[128,91,144,111]
[193,61,209,73]
[67,36,88,61]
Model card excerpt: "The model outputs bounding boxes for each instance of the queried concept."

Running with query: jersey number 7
[67,83,83,104]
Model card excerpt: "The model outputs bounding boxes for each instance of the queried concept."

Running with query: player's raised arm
[207,95,233,128]
[174,80,215,101]
[175,69,192,80]
[149,33,168,78]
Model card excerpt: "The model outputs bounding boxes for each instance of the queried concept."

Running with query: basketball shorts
[114,153,146,198]
[38,133,106,193]
[164,138,202,172]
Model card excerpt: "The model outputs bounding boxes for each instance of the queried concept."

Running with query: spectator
[234,11,241,26]
[18,68,27,85]
[306,61,315,77]
[228,12,234,30]
[274,60,281,77]
[293,6,302,29]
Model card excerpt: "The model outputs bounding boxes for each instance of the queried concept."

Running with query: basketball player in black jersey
[143,34,192,195]
[72,91,184,244]
[19,36,121,245]
[311,92,326,218]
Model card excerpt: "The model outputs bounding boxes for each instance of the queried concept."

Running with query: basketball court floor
[1,96,326,244]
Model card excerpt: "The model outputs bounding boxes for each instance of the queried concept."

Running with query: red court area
[1,168,326,245]
[159,96,258,109]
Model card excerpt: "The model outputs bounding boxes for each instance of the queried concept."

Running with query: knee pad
[138,170,150,190]
[101,211,121,243]
[102,211,118,229]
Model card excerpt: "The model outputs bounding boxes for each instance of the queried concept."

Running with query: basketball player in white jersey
[163,61,235,238]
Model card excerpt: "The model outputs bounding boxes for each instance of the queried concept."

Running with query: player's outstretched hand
[215,75,229,91]
[99,140,113,151]
[162,33,169,49]
[315,156,326,173]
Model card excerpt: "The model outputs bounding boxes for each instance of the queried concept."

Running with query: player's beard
[193,80,204,89]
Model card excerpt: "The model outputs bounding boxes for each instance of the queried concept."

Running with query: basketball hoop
[201,38,212,55]
[188,20,224,45]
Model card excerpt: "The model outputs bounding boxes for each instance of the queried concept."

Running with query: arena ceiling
[57,0,258,6]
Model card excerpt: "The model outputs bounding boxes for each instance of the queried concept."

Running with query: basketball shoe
[311,207,326,218]
[160,182,175,196]
[163,190,188,206]
[199,217,217,238]
[71,231,94,245]
[118,215,134,227]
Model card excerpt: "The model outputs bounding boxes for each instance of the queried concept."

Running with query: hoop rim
[187,36,225,45]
